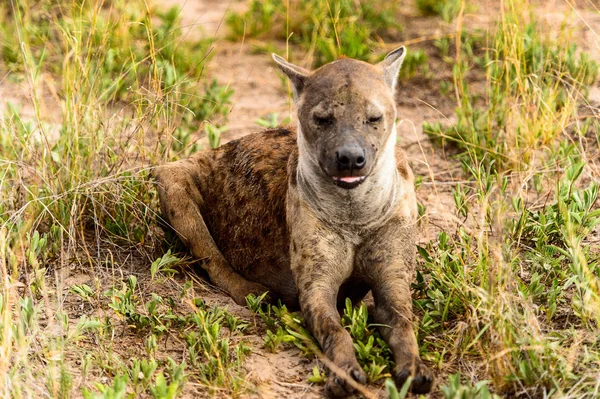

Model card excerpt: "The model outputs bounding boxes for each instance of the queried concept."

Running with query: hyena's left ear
[272,54,310,100]
[378,46,407,91]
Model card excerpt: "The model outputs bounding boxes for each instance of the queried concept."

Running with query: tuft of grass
[424,1,598,172]
[226,0,401,66]
[1,1,231,131]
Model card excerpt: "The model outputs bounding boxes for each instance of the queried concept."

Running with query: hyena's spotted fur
[155,47,433,396]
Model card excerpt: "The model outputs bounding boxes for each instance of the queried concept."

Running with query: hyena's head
[272,47,406,190]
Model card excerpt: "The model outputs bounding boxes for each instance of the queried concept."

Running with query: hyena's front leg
[289,210,367,397]
[155,161,269,305]
[357,220,433,394]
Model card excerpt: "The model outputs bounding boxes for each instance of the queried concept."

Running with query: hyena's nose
[336,144,367,171]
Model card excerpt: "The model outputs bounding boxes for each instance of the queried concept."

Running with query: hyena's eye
[367,115,383,124]
[314,114,334,126]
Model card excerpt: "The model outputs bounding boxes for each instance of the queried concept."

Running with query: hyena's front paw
[394,358,433,394]
[230,281,271,306]
[325,362,367,398]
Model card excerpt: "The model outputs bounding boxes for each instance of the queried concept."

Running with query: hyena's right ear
[272,54,310,100]
[378,46,407,92]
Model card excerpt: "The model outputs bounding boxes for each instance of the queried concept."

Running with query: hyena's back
[162,127,299,302]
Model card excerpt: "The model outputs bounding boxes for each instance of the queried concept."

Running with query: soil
[2,0,600,398]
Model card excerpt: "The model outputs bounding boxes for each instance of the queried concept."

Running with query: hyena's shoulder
[212,126,298,194]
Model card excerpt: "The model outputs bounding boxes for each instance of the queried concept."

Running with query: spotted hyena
[155,47,433,396]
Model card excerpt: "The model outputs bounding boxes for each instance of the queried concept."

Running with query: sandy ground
[2,0,600,397]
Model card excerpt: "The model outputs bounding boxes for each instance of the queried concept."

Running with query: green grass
[0,0,237,396]
[226,0,401,66]
[415,159,600,396]
[424,2,598,172]
[2,0,600,397]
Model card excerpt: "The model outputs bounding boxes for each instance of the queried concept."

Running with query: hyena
[155,47,433,396]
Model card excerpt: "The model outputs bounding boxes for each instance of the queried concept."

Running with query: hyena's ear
[272,54,310,100]
[378,46,407,91]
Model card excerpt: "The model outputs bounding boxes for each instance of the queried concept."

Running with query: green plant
[341,299,394,382]
[414,156,600,395]
[509,160,600,322]
[246,294,395,384]
[308,365,327,384]
[106,276,178,335]
[149,359,185,399]
[245,293,317,356]
[71,284,96,303]
[440,373,499,399]
[182,301,249,391]
[82,374,129,399]
[150,250,181,279]
[385,376,412,399]
[25,230,49,297]
[204,123,226,149]
[131,358,157,394]
[452,184,470,218]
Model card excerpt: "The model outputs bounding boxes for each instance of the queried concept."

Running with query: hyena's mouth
[332,175,366,189]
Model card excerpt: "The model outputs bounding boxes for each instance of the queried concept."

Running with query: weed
[131,358,157,393]
[71,284,96,303]
[385,376,412,399]
[148,359,186,399]
[452,183,470,218]
[82,374,129,399]
[81,358,185,399]
[150,250,181,280]
[101,279,251,393]
[181,301,250,391]
[246,293,318,356]
[341,299,394,382]
[308,365,327,384]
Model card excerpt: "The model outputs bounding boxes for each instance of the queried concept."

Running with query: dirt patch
[244,349,319,398]
[0,72,63,143]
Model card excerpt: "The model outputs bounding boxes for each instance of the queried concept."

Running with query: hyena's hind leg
[154,161,269,305]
